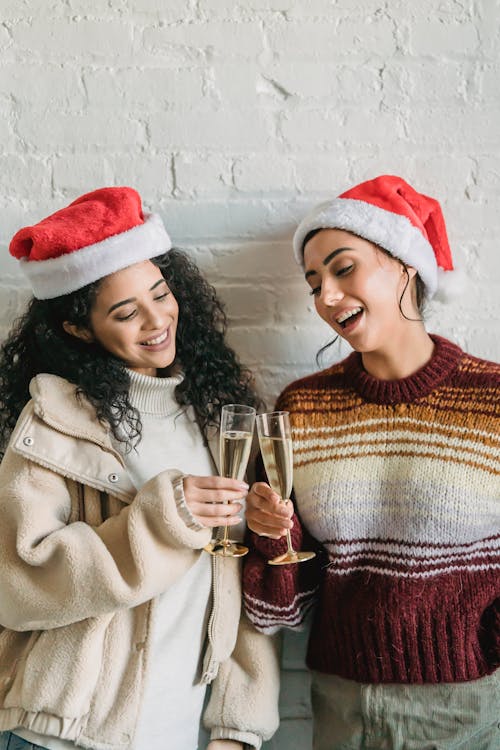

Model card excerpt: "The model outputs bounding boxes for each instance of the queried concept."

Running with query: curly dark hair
[0,250,257,457]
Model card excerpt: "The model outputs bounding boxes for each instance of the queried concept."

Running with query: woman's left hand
[206,741,244,749]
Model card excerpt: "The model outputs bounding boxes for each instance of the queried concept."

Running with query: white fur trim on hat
[293,198,439,298]
[434,265,467,303]
[19,213,172,300]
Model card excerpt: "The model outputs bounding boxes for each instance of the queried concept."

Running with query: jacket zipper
[195,413,223,683]
[202,553,221,683]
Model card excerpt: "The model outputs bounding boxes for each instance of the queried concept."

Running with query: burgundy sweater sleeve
[242,454,321,634]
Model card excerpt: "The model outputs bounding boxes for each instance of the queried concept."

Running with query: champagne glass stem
[285,529,296,557]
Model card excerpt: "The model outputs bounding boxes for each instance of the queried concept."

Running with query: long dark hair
[0,250,257,457]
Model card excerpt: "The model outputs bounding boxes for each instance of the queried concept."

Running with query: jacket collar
[29,374,120,458]
[28,374,221,485]
[29,374,221,471]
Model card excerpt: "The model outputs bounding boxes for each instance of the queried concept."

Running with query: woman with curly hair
[0,187,279,750]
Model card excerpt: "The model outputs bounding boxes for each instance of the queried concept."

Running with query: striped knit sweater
[244,335,500,684]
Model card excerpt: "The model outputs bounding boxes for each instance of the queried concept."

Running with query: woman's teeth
[336,307,363,327]
[142,330,168,346]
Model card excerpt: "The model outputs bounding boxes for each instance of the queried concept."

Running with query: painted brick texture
[1,2,499,747]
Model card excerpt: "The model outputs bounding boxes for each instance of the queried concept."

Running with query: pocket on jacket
[11,616,111,717]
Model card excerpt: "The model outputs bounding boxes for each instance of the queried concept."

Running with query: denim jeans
[0,732,48,750]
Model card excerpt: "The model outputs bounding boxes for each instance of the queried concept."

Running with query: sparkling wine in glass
[256,411,316,566]
[204,404,255,558]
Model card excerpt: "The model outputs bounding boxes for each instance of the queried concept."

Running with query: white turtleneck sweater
[17,370,215,750]
[122,370,215,750]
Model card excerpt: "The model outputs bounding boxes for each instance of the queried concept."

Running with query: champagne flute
[204,404,255,558]
[256,411,316,566]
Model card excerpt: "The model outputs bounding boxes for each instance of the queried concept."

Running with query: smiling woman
[243,175,500,750]
[0,187,279,750]
[65,261,180,377]
[302,228,432,379]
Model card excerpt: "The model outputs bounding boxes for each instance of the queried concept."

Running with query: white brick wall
[1,2,499,747]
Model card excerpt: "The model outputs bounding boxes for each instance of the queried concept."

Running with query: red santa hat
[9,186,172,299]
[293,175,460,300]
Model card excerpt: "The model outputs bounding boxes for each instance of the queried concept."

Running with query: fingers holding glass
[256,411,315,565]
[245,482,294,538]
[183,475,247,527]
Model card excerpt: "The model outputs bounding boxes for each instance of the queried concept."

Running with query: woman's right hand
[183,475,248,528]
[245,482,294,539]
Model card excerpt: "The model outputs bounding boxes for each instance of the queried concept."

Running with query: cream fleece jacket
[0,374,280,750]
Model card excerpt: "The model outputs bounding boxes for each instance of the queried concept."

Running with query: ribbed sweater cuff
[248,513,302,559]
[171,474,206,532]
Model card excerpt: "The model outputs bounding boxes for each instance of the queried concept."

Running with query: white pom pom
[433,266,467,303]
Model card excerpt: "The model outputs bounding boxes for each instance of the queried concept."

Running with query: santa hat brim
[293,198,439,299]
[19,213,171,300]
